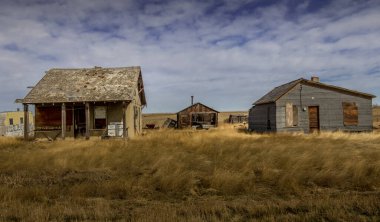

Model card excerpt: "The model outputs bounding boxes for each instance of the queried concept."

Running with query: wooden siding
[33,101,143,139]
[374,107,380,128]
[248,103,276,132]
[276,83,373,132]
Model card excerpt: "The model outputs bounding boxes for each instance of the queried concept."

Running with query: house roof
[177,102,219,114]
[254,78,376,105]
[20,66,146,105]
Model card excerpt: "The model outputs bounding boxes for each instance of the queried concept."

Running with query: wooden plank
[122,101,127,139]
[285,102,293,127]
[308,106,319,132]
[343,102,358,126]
[23,104,28,141]
[85,102,90,140]
[61,103,66,140]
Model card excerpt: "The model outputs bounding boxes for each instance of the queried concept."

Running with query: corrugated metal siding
[276,83,373,132]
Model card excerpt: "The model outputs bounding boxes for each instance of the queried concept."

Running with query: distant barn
[17,66,146,140]
[177,102,219,129]
[249,76,375,133]
[373,106,380,129]
[228,115,248,124]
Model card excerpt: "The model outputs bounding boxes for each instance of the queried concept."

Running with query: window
[9,118,13,125]
[343,102,358,126]
[293,105,298,126]
[94,106,107,129]
[285,103,298,127]
[20,117,24,124]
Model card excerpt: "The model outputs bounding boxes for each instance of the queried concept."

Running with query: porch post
[23,104,29,141]
[61,103,66,140]
[122,101,127,139]
[85,102,90,140]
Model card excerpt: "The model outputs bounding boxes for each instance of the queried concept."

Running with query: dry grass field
[0,129,380,221]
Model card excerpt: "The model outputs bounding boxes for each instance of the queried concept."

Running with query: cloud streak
[0,0,379,112]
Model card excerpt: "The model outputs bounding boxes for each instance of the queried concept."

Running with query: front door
[74,106,86,137]
[308,106,320,133]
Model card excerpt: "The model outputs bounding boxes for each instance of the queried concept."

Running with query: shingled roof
[21,66,146,105]
[254,78,375,105]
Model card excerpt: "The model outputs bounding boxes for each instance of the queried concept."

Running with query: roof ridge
[49,66,141,71]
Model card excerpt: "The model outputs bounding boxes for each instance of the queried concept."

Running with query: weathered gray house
[17,66,146,140]
[177,102,219,129]
[249,77,375,133]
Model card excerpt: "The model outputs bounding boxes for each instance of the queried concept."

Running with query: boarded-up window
[343,102,358,126]
[286,103,298,127]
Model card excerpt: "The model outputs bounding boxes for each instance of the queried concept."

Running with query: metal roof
[21,66,146,105]
[254,78,376,105]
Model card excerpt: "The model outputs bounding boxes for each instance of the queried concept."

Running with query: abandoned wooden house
[177,102,219,129]
[249,76,375,133]
[17,66,146,140]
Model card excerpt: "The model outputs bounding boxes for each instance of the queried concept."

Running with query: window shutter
[293,105,298,126]
[343,102,358,126]
[286,103,293,127]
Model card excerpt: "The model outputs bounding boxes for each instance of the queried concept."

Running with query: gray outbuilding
[249,76,376,133]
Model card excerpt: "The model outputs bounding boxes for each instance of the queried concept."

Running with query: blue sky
[0,0,379,113]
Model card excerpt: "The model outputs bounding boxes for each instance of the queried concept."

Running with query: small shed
[177,102,219,129]
[249,76,375,133]
[17,66,146,140]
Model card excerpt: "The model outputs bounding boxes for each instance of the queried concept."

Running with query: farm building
[228,114,248,124]
[0,111,33,137]
[17,66,146,140]
[373,106,380,129]
[177,102,219,129]
[249,76,375,133]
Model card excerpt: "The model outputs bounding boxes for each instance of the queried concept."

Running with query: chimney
[311,76,320,82]
[17,108,20,112]
[191,96,194,105]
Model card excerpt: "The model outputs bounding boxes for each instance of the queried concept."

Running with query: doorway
[308,106,320,133]
[73,106,86,138]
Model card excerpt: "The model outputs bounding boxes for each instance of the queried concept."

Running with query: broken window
[343,102,358,126]
[9,118,13,125]
[20,117,24,124]
[286,102,298,127]
[94,106,107,129]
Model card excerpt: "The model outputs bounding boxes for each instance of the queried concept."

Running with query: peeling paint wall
[0,111,34,137]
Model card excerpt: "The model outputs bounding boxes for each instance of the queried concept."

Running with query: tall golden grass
[0,129,379,221]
